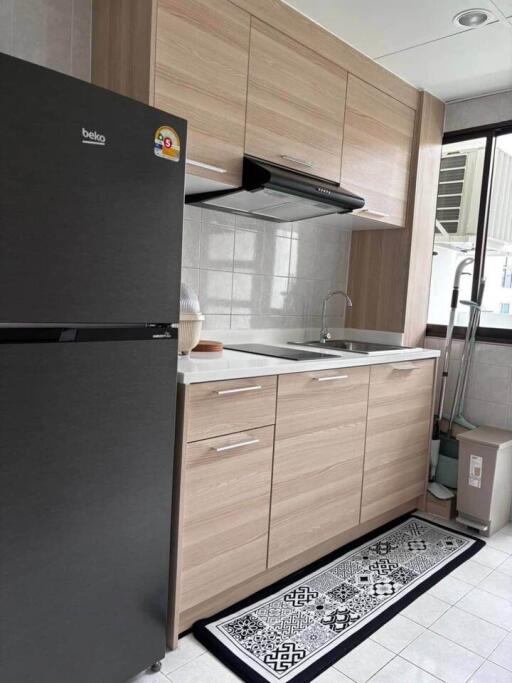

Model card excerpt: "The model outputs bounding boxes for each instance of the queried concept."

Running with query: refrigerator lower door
[0,339,177,683]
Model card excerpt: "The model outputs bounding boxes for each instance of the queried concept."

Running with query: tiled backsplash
[0,0,91,81]
[426,336,512,430]
[182,205,352,332]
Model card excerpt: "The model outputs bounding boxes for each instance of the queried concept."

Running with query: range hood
[185,157,365,222]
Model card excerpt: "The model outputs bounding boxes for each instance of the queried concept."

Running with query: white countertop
[177,343,440,384]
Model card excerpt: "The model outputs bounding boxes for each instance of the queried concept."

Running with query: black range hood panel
[185,157,365,223]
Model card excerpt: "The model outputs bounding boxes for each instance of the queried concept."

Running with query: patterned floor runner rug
[193,515,484,683]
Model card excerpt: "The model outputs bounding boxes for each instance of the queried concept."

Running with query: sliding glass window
[427,122,512,341]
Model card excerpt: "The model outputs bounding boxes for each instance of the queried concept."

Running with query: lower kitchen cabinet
[180,425,274,612]
[360,360,435,522]
[268,367,369,567]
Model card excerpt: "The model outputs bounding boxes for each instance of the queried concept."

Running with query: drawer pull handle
[353,208,389,219]
[281,154,314,169]
[213,439,260,453]
[314,375,349,382]
[391,363,420,371]
[186,158,227,174]
[216,385,262,395]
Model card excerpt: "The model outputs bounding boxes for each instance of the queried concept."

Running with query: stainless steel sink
[288,339,411,354]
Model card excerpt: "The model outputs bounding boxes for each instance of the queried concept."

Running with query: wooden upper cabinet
[154,0,250,186]
[341,76,416,228]
[245,19,347,183]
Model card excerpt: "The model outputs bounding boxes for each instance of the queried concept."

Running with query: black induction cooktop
[224,344,336,361]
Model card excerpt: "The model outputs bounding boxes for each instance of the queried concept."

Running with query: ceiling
[283,0,512,101]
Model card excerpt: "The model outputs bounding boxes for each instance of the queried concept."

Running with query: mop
[429,258,473,499]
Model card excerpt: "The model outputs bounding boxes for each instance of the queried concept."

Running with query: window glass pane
[480,132,512,329]
[428,138,486,325]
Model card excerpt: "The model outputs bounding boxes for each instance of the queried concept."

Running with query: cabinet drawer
[276,366,369,439]
[180,426,274,611]
[369,360,435,401]
[186,375,277,442]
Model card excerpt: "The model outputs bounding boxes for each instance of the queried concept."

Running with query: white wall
[445,90,512,132]
[0,0,91,81]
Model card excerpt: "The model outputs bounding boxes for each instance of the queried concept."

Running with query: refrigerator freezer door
[0,339,176,682]
[0,53,185,325]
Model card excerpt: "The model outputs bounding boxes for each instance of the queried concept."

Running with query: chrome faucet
[320,290,353,343]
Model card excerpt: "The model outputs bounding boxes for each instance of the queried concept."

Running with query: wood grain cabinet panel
[268,367,369,567]
[361,360,435,522]
[154,0,250,186]
[186,375,277,442]
[245,19,347,183]
[180,426,274,611]
[341,76,416,227]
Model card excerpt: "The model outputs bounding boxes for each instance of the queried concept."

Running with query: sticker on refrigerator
[469,453,483,488]
[154,126,180,161]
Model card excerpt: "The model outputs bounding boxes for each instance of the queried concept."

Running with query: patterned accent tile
[435,536,466,552]
[223,615,266,642]
[263,641,307,673]
[367,579,403,600]
[326,582,360,603]
[357,540,400,559]
[388,566,419,585]
[282,586,319,608]
[292,623,336,654]
[405,539,429,553]
[330,560,364,580]
[320,607,361,633]
[278,610,314,639]
[402,553,437,574]
[404,520,432,537]
[346,591,381,615]
[347,569,380,589]
[255,599,296,628]
[368,558,401,576]
[308,571,343,593]
[298,594,337,621]
[242,628,284,658]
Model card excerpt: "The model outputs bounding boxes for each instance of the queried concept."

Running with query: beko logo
[81,128,106,146]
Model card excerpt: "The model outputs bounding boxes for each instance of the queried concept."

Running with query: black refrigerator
[0,53,186,682]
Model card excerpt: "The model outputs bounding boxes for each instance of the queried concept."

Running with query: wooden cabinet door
[180,426,273,612]
[154,0,250,186]
[341,75,416,227]
[245,19,347,183]
[361,360,434,522]
[268,367,369,567]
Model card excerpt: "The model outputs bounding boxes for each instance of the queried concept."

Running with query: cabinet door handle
[186,158,227,174]
[213,439,260,453]
[353,208,389,219]
[314,375,349,382]
[391,363,420,371]
[216,385,262,395]
[281,154,314,169]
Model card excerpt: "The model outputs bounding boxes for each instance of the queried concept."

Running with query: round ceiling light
[453,8,494,27]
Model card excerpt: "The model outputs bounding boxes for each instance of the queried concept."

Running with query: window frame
[427,118,512,344]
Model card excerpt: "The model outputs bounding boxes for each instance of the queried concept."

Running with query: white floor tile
[490,632,512,672]
[370,614,425,654]
[368,656,440,682]
[315,668,355,683]
[333,639,394,683]
[473,545,509,570]
[471,661,512,682]
[430,605,507,657]
[499,524,512,537]
[500,557,512,577]
[167,652,241,683]
[487,533,512,555]
[479,571,512,602]
[161,635,205,674]
[457,587,512,630]
[451,560,493,586]
[428,575,473,604]
[401,593,450,628]
[401,630,484,683]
